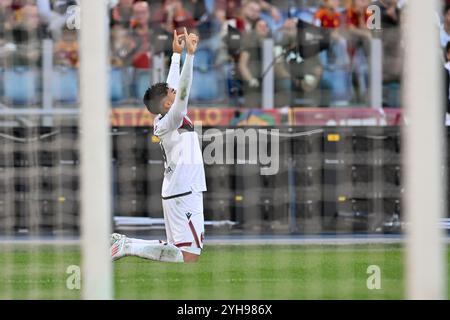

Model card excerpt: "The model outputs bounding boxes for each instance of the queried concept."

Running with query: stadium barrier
[2,124,435,237]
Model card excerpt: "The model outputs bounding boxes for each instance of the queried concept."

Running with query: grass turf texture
[0,244,448,299]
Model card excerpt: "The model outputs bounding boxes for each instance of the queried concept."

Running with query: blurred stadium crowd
[0,0,442,109]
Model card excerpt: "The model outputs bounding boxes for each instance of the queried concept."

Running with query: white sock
[124,241,184,263]
[127,238,162,245]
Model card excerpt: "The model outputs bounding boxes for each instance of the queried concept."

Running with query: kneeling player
[110,28,206,263]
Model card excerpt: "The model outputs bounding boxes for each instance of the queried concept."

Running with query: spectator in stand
[314,0,351,106]
[314,0,349,66]
[216,0,281,57]
[10,0,28,14]
[215,0,241,26]
[151,0,196,34]
[314,0,342,29]
[0,0,14,28]
[183,0,208,22]
[440,5,450,48]
[111,24,137,67]
[0,0,14,46]
[130,1,173,69]
[130,1,153,69]
[238,18,270,108]
[0,0,16,68]
[372,0,402,108]
[6,4,45,67]
[344,0,371,104]
[345,0,371,37]
[54,27,79,67]
[189,1,219,41]
[274,18,326,107]
[35,0,78,40]
[234,0,262,33]
[215,0,281,32]
[258,0,282,24]
[111,0,135,28]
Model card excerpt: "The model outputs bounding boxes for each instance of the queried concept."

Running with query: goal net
[0,0,447,300]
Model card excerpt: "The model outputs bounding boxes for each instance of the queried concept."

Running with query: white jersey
[153,53,206,198]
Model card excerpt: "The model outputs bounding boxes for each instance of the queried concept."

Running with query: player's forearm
[166,53,181,89]
[171,53,194,117]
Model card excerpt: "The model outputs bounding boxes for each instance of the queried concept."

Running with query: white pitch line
[1,236,449,246]
[204,237,406,246]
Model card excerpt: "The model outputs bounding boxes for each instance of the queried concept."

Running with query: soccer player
[110,28,206,263]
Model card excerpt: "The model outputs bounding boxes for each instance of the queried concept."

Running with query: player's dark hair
[445,4,450,15]
[445,41,450,61]
[143,82,169,114]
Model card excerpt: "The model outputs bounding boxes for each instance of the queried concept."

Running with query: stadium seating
[133,68,152,102]
[110,67,130,105]
[52,66,78,104]
[3,67,40,105]
[319,47,352,106]
[383,82,401,108]
[191,48,224,102]
[321,68,352,106]
[188,33,227,104]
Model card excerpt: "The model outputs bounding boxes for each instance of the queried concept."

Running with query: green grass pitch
[0,244,449,299]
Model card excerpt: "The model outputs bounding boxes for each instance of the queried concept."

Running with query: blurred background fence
[2,124,440,238]
[0,0,408,112]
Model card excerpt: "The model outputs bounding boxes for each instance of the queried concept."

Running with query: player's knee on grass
[182,251,200,263]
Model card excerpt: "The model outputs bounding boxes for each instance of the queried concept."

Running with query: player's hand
[172,29,186,54]
[184,27,199,55]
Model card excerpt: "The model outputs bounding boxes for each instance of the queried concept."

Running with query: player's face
[445,10,450,26]
[162,87,176,114]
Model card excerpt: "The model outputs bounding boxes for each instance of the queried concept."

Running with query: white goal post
[404,0,447,299]
[80,0,113,299]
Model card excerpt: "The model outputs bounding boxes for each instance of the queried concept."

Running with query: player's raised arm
[164,28,198,128]
[166,30,185,90]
